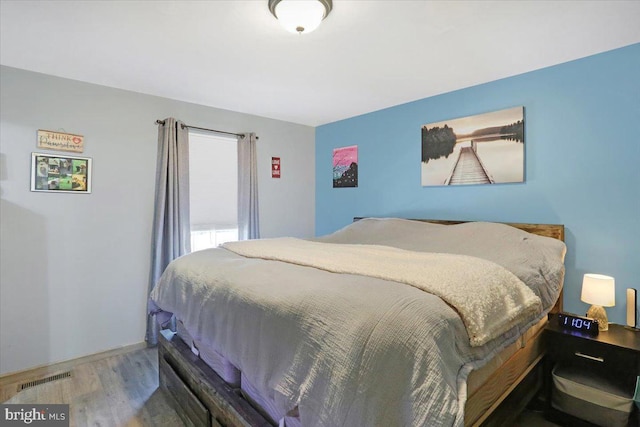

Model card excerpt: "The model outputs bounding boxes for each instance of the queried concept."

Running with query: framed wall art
[333,145,358,188]
[421,106,524,186]
[31,152,92,193]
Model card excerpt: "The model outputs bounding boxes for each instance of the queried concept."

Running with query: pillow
[317,218,567,311]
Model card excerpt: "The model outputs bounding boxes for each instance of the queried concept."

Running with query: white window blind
[189,132,238,251]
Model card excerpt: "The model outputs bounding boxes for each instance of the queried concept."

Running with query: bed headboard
[353,217,565,313]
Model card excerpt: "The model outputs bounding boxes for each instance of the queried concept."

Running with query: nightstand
[544,314,640,426]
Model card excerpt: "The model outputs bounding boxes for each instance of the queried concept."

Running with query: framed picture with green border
[31,152,92,193]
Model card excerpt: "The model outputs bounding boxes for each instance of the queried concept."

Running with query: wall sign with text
[272,157,281,178]
[38,129,84,153]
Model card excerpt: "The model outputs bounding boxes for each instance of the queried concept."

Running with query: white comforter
[151,219,566,427]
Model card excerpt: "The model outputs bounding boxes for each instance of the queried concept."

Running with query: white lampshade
[581,274,615,307]
[269,0,331,34]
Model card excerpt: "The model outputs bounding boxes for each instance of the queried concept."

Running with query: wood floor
[2,347,183,426]
[2,346,559,427]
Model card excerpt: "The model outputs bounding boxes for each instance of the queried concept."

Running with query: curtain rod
[155,120,258,140]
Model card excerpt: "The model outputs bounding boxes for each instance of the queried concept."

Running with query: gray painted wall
[0,66,315,375]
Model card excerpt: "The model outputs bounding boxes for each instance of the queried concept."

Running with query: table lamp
[581,273,615,331]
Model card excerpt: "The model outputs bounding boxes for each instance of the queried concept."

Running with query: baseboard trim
[0,342,146,401]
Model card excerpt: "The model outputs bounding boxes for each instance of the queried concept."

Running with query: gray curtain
[238,132,260,240]
[146,118,191,346]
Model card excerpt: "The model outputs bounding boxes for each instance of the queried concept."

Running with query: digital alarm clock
[557,312,599,336]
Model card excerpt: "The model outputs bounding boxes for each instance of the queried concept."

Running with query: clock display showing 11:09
[557,312,599,336]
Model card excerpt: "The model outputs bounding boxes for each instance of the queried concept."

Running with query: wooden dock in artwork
[445,142,494,185]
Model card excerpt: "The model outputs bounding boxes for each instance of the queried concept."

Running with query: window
[189,132,238,251]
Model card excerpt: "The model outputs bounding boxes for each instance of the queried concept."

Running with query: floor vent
[19,371,72,391]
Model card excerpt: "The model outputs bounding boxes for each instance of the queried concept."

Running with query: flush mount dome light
[268,0,332,34]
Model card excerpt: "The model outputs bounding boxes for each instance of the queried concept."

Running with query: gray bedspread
[150,219,566,427]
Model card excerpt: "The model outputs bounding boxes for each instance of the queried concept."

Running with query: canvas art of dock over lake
[421,106,524,186]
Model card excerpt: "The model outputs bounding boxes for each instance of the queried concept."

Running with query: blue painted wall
[315,43,640,325]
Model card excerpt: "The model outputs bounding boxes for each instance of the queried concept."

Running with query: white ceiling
[1,1,639,127]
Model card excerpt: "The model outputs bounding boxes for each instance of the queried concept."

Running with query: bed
[152,218,566,427]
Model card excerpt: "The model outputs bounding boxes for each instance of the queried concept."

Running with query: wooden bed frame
[158,219,565,427]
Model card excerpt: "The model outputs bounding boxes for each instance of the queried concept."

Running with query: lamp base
[586,305,609,331]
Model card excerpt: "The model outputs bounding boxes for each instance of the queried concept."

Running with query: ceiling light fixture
[268,0,332,34]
